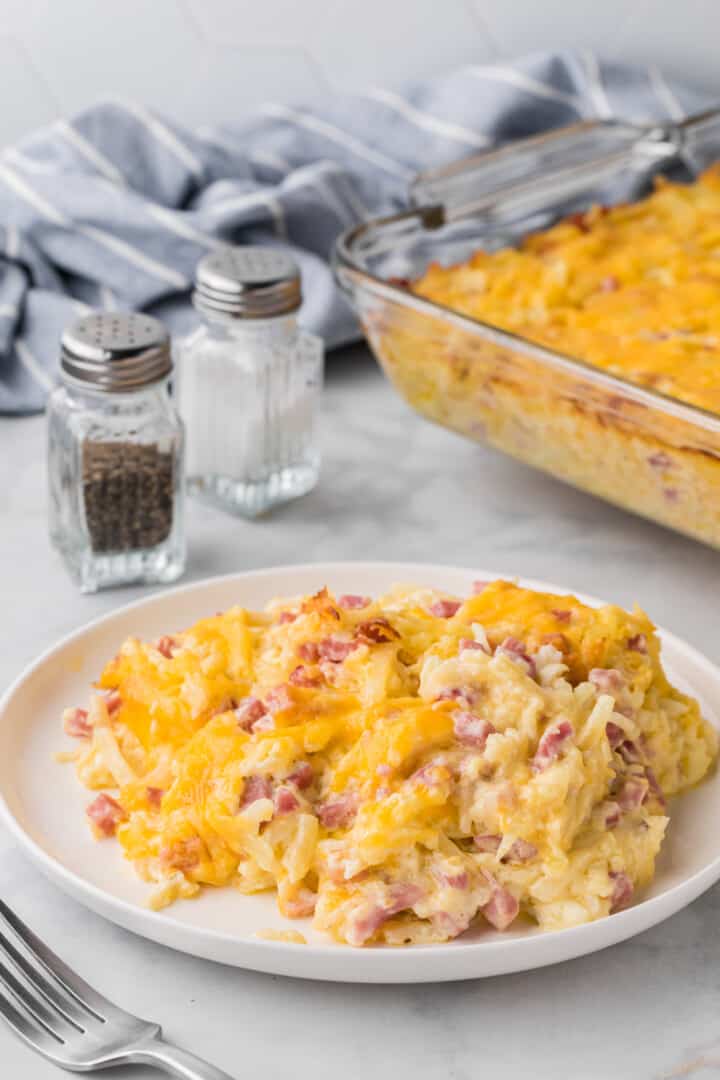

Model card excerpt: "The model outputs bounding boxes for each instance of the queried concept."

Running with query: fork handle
[131,1033,236,1080]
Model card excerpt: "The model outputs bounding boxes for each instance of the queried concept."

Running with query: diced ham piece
[86,794,126,838]
[146,786,164,809]
[663,487,679,503]
[241,775,273,808]
[155,635,177,659]
[317,637,360,662]
[453,711,495,749]
[609,871,634,913]
[338,594,371,610]
[645,766,666,808]
[428,599,461,618]
[600,274,618,292]
[98,689,122,715]
[287,762,314,790]
[317,794,357,829]
[551,608,572,623]
[436,686,481,708]
[288,665,322,688]
[386,883,424,915]
[354,618,399,645]
[347,884,424,946]
[601,801,622,829]
[235,697,267,731]
[459,637,490,655]
[160,836,202,872]
[278,610,298,624]
[251,714,275,733]
[284,888,317,918]
[63,707,91,738]
[474,834,502,854]
[617,740,643,765]
[274,787,300,814]
[532,720,573,772]
[472,580,489,594]
[496,637,537,679]
[627,633,648,654]
[606,721,626,749]
[265,685,294,714]
[297,641,320,662]
[616,776,649,811]
[589,668,625,694]
[347,905,388,947]
[481,876,519,930]
[436,869,469,890]
[504,839,538,863]
[648,451,672,470]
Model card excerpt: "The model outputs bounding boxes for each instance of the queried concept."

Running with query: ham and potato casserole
[360,167,720,548]
[60,581,716,947]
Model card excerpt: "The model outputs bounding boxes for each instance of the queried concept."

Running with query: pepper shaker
[47,312,185,593]
[177,247,323,517]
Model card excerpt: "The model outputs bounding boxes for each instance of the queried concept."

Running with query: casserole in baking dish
[335,113,720,548]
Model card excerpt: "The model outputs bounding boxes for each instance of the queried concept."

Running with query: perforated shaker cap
[193,246,302,319]
[60,312,172,391]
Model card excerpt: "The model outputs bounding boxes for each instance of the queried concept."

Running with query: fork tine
[0,926,87,1030]
[0,955,72,1041]
[0,986,64,1056]
[0,900,119,1023]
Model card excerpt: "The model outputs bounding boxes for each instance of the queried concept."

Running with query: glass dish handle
[675,106,720,173]
[409,112,720,227]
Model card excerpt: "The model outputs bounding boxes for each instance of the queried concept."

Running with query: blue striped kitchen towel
[0,51,712,413]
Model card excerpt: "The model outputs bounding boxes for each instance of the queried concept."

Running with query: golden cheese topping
[412,166,720,415]
[62,581,717,947]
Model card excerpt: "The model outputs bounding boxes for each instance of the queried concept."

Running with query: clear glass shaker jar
[177,247,323,517]
[47,312,185,593]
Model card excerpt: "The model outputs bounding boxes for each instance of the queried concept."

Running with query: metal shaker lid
[61,312,172,391]
[193,246,302,319]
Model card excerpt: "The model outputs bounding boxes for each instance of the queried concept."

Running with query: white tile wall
[0,0,718,147]
[473,0,639,61]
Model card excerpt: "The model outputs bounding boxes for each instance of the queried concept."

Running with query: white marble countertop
[2,343,719,1079]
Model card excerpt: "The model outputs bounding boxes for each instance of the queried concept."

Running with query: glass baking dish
[334,111,720,549]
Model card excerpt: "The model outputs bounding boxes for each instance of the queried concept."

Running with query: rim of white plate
[1,561,719,983]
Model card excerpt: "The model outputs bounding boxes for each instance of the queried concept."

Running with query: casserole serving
[335,112,720,548]
[4,561,720,979]
[58,578,715,947]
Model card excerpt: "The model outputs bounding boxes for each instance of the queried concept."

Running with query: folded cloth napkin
[0,51,711,413]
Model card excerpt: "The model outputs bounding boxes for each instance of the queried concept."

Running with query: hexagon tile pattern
[0,0,716,147]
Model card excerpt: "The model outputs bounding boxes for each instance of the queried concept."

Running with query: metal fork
[0,898,235,1077]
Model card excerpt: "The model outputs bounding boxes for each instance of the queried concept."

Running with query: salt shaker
[47,312,185,593]
[177,247,323,517]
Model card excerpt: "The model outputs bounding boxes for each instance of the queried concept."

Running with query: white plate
[1,562,719,984]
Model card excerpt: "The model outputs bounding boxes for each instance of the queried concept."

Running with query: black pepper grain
[81,440,174,553]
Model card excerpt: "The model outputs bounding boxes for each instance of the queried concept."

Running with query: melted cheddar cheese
[61,581,716,947]
[413,166,720,415]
